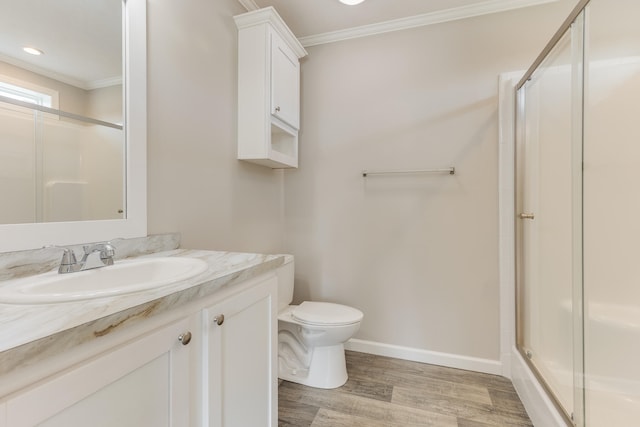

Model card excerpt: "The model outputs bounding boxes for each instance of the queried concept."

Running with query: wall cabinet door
[204,276,277,427]
[4,317,194,427]
[271,32,300,130]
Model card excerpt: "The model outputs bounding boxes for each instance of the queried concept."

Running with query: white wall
[146,0,285,254]
[284,2,576,364]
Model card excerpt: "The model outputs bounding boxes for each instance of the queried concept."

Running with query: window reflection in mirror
[0,0,124,224]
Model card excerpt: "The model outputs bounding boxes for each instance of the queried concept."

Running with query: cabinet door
[205,276,277,427]
[6,318,194,427]
[271,32,300,130]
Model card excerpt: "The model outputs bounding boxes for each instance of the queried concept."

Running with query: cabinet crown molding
[234,6,308,59]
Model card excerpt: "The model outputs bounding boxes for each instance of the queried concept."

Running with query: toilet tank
[277,255,295,311]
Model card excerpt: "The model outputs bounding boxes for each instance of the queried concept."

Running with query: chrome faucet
[58,242,116,274]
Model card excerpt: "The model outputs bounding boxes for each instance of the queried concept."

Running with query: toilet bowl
[277,256,363,389]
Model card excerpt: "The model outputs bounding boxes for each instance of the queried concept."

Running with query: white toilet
[277,255,363,389]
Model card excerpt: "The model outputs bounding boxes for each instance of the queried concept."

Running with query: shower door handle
[519,213,535,220]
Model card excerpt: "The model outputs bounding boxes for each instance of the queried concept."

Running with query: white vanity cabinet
[203,275,278,427]
[0,265,281,427]
[235,7,307,169]
[3,317,194,427]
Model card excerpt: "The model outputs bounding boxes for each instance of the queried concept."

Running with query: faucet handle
[100,243,116,265]
[82,242,115,254]
[82,242,116,264]
[58,248,78,274]
[60,248,78,265]
[45,245,77,264]
[102,242,115,256]
[44,245,78,273]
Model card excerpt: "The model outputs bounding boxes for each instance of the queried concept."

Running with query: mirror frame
[0,0,147,252]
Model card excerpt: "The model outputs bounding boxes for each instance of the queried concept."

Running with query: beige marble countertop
[0,247,284,375]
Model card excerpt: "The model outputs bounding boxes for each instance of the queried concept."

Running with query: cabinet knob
[213,314,225,326]
[275,106,281,113]
[519,212,535,220]
[178,331,192,345]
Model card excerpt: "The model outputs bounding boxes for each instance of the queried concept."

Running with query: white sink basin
[0,257,208,304]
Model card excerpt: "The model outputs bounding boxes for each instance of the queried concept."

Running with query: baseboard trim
[510,346,568,426]
[345,338,502,376]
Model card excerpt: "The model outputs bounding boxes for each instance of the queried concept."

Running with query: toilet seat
[292,301,363,326]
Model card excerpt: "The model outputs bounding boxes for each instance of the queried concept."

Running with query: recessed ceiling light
[339,0,366,5]
[23,47,44,56]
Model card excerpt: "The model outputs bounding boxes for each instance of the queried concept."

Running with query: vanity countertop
[0,248,284,376]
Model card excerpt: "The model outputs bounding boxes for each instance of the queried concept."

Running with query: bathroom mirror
[0,0,123,225]
[0,0,146,252]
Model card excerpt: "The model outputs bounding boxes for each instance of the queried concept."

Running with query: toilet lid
[292,301,363,326]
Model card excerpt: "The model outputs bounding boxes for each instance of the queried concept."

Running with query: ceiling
[249,0,545,39]
[0,0,556,90]
[0,0,121,90]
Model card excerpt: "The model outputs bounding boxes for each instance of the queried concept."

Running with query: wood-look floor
[278,351,533,427]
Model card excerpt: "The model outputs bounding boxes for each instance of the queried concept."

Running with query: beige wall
[284,2,576,360]
[144,0,577,361]
[146,0,285,254]
[87,85,122,123]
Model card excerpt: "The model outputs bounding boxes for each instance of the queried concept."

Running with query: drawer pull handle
[213,314,225,326]
[178,331,192,345]
[275,106,281,112]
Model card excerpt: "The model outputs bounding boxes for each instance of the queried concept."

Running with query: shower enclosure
[0,100,124,224]
[515,0,640,425]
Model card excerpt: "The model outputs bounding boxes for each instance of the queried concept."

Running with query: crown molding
[86,76,123,90]
[237,0,259,12]
[234,6,307,58]
[299,0,558,47]
[0,53,121,90]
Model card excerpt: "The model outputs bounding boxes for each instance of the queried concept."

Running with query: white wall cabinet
[235,7,307,169]
[203,276,278,427]
[4,317,194,427]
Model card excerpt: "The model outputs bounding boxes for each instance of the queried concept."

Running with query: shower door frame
[514,1,591,426]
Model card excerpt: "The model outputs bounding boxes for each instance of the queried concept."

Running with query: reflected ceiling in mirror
[0,0,122,92]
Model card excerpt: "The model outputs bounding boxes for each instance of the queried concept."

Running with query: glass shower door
[517,1,640,424]
[516,17,584,423]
